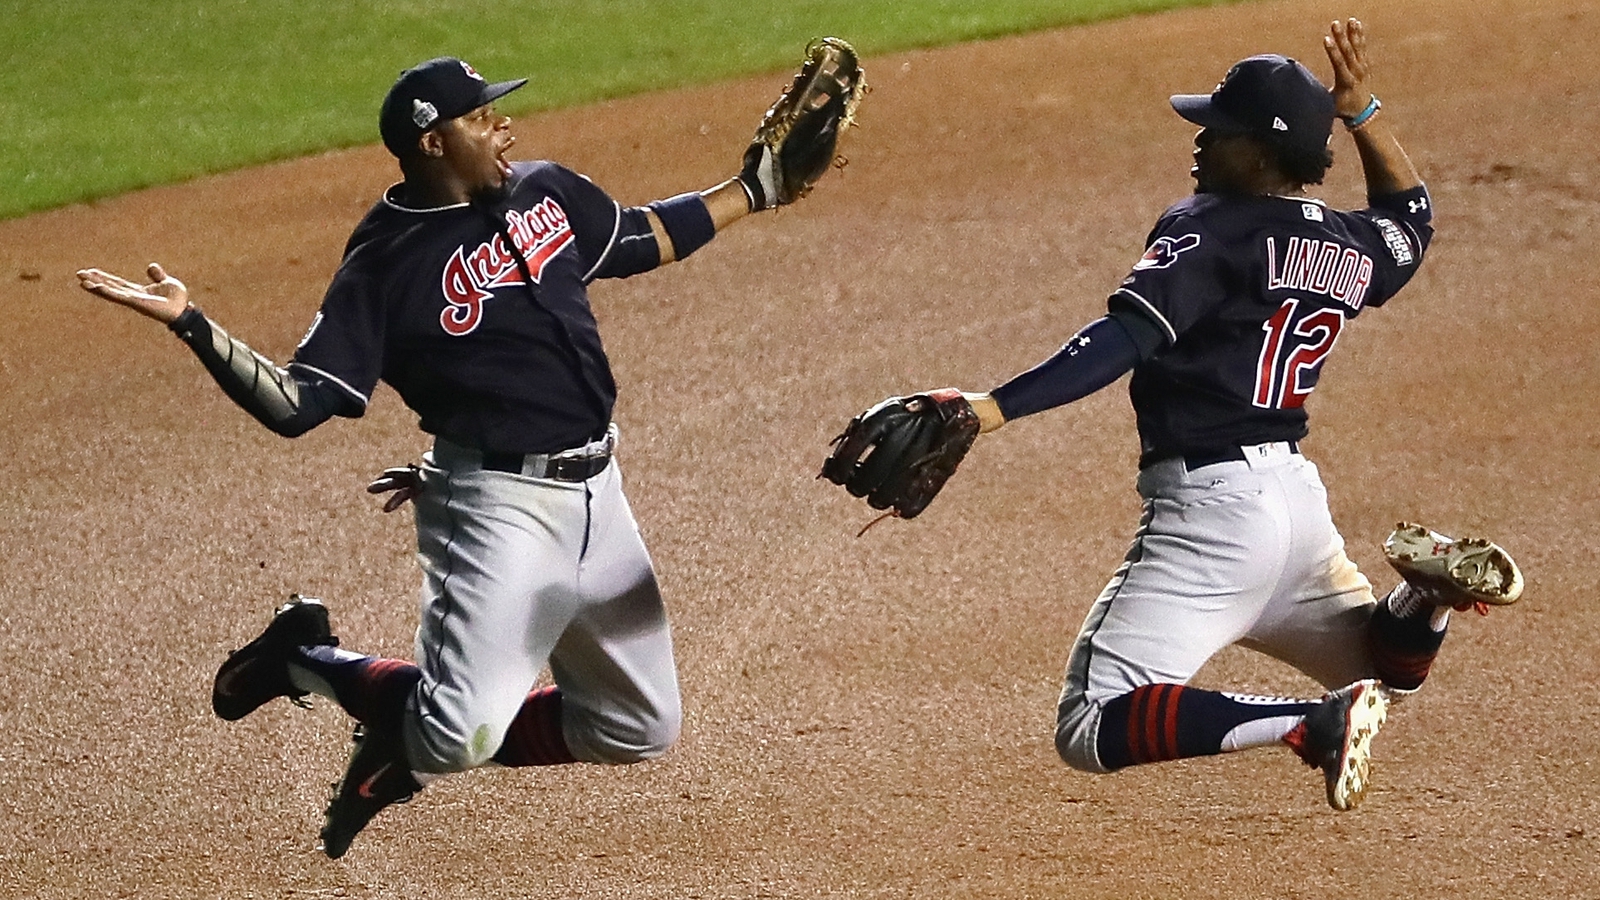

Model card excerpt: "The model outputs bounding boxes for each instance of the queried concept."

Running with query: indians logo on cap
[457,60,485,82]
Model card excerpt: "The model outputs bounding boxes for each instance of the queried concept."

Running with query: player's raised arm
[1324,18,1422,197]
[76,263,354,436]
[639,178,754,266]
[644,37,866,265]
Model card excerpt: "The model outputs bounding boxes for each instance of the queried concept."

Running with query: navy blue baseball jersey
[1110,187,1432,461]
[290,161,663,455]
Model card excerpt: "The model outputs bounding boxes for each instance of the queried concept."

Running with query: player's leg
[496,460,682,767]
[1224,462,1521,810]
[1236,551,1381,689]
[398,463,592,773]
[312,461,590,857]
[1367,522,1524,693]
[1223,455,1396,808]
[1234,455,1381,689]
[1055,457,1325,774]
[208,594,429,859]
[210,600,429,732]
[1242,468,1523,696]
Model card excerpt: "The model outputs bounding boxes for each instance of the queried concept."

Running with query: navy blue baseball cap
[379,57,527,157]
[1170,54,1334,157]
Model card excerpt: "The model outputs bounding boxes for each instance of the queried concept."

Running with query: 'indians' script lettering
[439,199,576,335]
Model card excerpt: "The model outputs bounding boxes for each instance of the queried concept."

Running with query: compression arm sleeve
[168,306,356,437]
[988,312,1157,421]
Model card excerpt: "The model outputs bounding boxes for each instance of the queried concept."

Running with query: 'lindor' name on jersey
[1264,235,1373,312]
[440,197,575,336]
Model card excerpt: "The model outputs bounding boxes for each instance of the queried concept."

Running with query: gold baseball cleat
[1383,522,1524,611]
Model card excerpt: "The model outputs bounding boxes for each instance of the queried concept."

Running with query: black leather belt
[475,426,617,482]
[1140,441,1300,472]
[481,451,611,482]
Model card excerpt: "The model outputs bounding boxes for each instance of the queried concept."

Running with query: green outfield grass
[3,0,1242,219]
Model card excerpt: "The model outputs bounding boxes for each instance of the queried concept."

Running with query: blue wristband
[648,192,716,259]
[1344,95,1381,130]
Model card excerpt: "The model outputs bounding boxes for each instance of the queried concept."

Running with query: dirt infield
[4,0,1598,897]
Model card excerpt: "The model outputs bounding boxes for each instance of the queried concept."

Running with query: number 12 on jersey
[1253,298,1346,409]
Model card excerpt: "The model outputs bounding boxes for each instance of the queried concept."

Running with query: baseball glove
[739,36,867,211]
[820,388,980,526]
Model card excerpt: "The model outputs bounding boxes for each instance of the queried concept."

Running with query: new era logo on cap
[1169,54,1335,156]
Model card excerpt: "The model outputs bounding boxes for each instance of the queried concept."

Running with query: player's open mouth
[495,136,515,179]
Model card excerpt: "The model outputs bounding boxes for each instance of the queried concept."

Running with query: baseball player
[76,53,855,858]
[941,19,1523,809]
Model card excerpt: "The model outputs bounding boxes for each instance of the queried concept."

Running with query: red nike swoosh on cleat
[357,763,394,799]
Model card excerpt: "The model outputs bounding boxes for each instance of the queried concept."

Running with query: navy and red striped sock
[293,645,419,729]
[1366,595,1447,691]
[493,686,577,767]
[1096,684,1318,770]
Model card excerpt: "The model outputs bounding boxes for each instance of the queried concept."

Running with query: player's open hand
[367,464,424,513]
[76,263,190,324]
[1324,18,1373,120]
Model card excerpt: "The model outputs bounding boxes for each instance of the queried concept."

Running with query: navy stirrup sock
[1366,600,1447,691]
[1097,684,1318,770]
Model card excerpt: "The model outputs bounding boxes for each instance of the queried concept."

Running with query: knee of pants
[406,714,506,774]
[1054,687,1112,775]
[570,700,682,765]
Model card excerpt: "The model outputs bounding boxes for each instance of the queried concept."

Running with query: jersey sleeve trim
[286,362,370,409]
[1108,288,1178,346]
[580,200,624,283]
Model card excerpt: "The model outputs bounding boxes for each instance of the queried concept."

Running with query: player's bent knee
[1054,691,1112,774]
[407,721,503,774]
[573,704,682,765]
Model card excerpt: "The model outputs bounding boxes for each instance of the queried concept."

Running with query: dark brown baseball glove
[739,36,867,211]
[820,388,980,526]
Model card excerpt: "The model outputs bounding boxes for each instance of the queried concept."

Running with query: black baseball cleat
[320,724,421,860]
[1282,679,1389,811]
[211,595,338,721]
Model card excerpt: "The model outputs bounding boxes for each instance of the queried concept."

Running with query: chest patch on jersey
[1132,233,1201,270]
[439,197,576,336]
[1371,216,1415,266]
